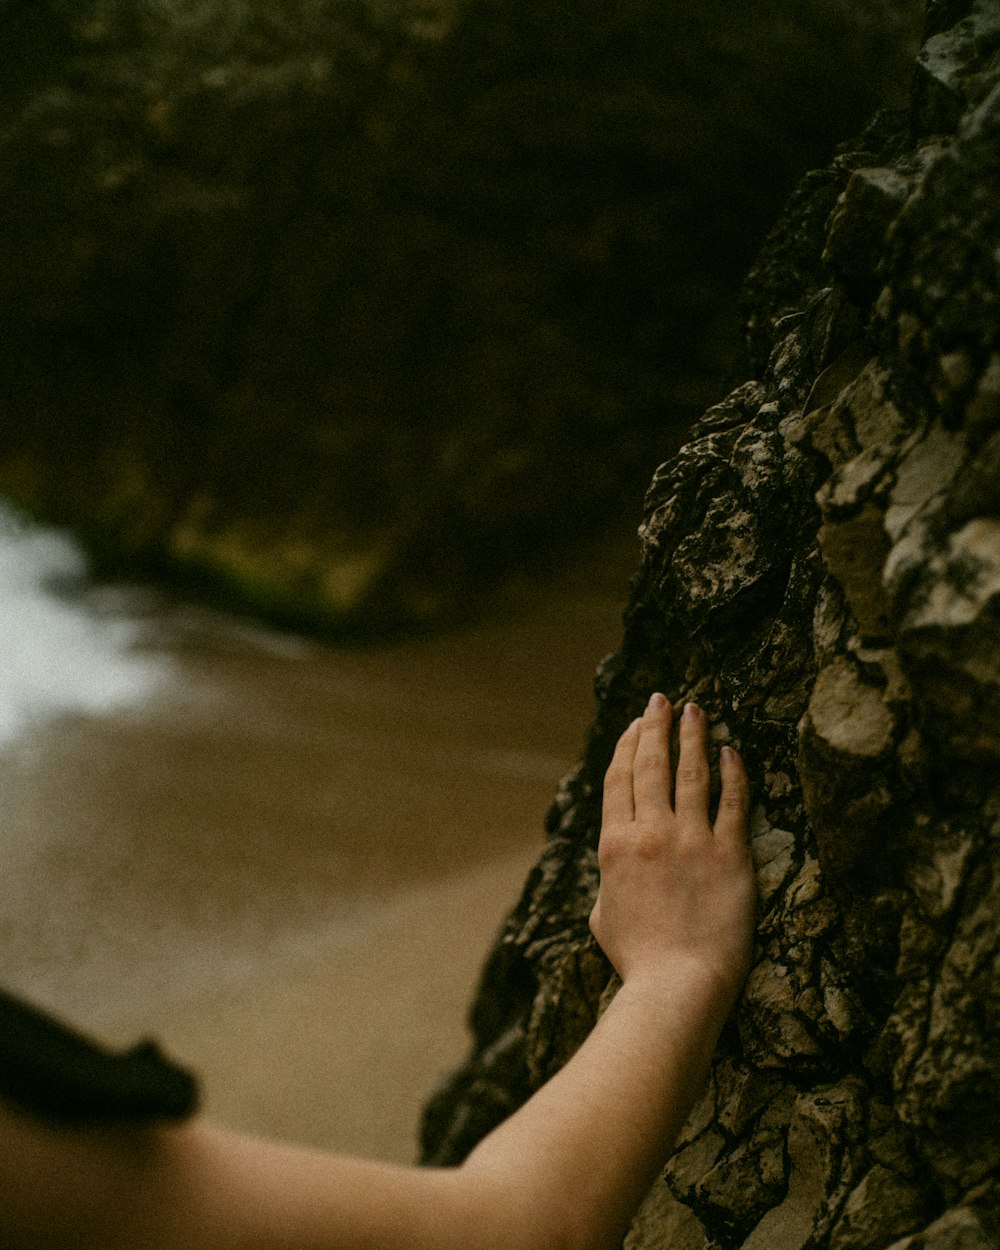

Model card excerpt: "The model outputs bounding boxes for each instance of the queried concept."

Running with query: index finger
[602,719,640,827]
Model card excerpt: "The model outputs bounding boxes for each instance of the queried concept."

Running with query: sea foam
[0,503,170,745]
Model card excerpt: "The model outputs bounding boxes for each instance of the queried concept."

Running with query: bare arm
[0,695,755,1250]
[460,694,756,1249]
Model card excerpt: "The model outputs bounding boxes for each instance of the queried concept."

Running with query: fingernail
[721,745,736,766]
[683,701,700,721]
[647,692,667,711]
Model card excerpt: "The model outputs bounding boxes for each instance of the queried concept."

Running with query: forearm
[0,962,728,1250]
[0,1101,471,1250]
[179,961,729,1250]
[460,960,731,1250]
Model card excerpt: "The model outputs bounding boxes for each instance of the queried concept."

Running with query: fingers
[673,702,711,827]
[602,717,640,827]
[632,693,673,821]
[714,746,751,845]
[603,697,749,840]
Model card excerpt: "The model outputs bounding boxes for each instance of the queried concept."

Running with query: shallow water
[0,510,630,1159]
[0,506,171,743]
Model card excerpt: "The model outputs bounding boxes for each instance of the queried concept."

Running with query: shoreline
[0,536,632,1161]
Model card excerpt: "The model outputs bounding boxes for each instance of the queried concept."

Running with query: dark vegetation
[0,0,921,631]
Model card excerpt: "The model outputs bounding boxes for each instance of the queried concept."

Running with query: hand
[589,695,755,1009]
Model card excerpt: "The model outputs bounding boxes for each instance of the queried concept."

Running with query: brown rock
[422,4,1000,1247]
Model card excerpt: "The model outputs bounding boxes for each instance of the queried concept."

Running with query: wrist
[615,954,741,1032]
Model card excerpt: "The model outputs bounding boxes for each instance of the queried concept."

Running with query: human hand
[589,694,755,1010]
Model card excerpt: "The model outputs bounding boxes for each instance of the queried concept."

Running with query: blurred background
[0,0,921,1160]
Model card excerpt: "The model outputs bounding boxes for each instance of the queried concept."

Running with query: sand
[1,558,630,1161]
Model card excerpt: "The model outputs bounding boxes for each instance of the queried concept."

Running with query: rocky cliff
[0,0,918,632]
[420,4,1000,1247]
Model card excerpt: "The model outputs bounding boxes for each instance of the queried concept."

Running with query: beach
[0,520,629,1161]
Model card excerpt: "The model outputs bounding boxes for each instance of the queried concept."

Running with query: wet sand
[157,850,539,1161]
[1,556,630,1161]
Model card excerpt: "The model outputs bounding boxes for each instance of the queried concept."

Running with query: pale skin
[0,694,755,1250]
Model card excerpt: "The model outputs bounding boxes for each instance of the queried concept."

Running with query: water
[0,504,171,744]
[0,506,631,1159]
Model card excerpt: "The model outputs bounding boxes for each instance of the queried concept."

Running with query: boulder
[420,5,1000,1247]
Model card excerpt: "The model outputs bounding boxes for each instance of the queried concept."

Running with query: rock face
[0,0,919,632]
[420,4,1000,1247]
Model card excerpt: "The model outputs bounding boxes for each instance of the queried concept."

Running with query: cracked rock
[422,4,999,1248]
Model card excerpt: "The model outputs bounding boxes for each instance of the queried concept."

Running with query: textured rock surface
[0,0,919,632]
[420,4,1000,1246]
